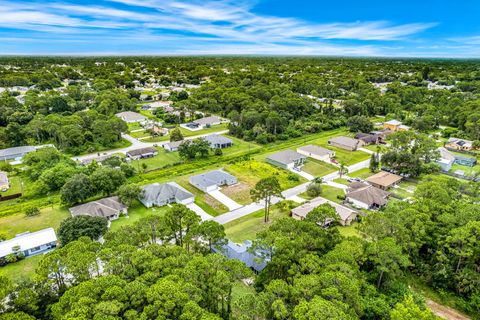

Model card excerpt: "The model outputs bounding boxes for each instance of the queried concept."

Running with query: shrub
[287,174,300,182]
[307,183,322,197]
[25,207,40,217]
[214,148,223,156]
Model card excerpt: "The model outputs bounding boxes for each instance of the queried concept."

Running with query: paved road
[72,130,229,162]
[212,157,371,225]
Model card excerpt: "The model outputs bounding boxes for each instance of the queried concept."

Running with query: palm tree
[339,162,349,178]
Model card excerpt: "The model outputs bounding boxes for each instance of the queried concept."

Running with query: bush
[214,148,223,156]
[287,174,300,182]
[337,194,346,200]
[307,183,322,197]
[25,207,40,217]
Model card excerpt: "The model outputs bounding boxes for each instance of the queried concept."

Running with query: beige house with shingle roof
[291,197,358,226]
[297,145,335,162]
[366,171,402,190]
[346,182,390,210]
[69,196,127,221]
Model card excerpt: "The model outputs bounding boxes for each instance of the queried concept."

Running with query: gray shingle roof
[141,182,193,204]
[0,146,36,158]
[190,170,236,190]
[69,196,126,218]
[126,147,157,157]
[193,116,221,126]
[291,197,357,222]
[267,150,306,165]
[297,145,334,157]
[202,135,232,145]
[346,184,389,206]
[328,136,361,149]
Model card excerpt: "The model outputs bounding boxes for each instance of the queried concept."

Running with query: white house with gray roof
[0,228,57,259]
[140,182,194,207]
[189,170,237,192]
[297,145,335,162]
[69,196,127,221]
[266,150,306,169]
[0,144,55,162]
[202,135,233,149]
[213,240,268,272]
[328,136,364,151]
[291,197,358,226]
[115,111,147,123]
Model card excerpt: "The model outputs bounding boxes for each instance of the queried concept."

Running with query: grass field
[302,158,338,177]
[0,254,43,283]
[110,200,170,231]
[221,182,252,205]
[133,147,182,171]
[348,168,374,179]
[333,178,350,185]
[0,205,69,238]
[336,223,363,238]
[224,160,307,190]
[449,163,480,177]
[224,201,296,242]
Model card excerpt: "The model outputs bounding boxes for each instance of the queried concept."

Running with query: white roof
[385,119,402,125]
[0,228,57,258]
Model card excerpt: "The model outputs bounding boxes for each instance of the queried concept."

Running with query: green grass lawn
[224,201,296,243]
[224,160,306,190]
[129,130,150,138]
[127,122,142,131]
[348,168,374,179]
[132,147,182,171]
[328,146,371,166]
[110,200,170,231]
[336,223,363,238]
[333,178,350,185]
[0,205,70,238]
[319,185,345,203]
[449,163,480,177]
[302,158,337,177]
[0,254,43,283]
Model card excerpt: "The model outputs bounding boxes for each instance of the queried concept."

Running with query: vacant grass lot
[224,160,306,190]
[0,205,69,238]
[221,182,252,205]
[224,201,296,242]
[302,158,337,177]
[132,147,182,171]
[300,184,345,203]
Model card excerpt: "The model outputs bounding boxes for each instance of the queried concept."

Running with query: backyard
[110,200,170,231]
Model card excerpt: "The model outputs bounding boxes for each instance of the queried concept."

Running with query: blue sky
[1,0,480,57]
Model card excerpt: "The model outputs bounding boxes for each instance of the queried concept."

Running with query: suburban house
[436,147,456,171]
[140,182,194,207]
[126,147,158,160]
[291,197,358,226]
[328,136,364,151]
[346,182,390,210]
[115,111,147,123]
[266,150,307,170]
[0,228,57,259]
[436,147,477,170]
[193,116,223,128]
[189,170,238,192]
[163,140,186,152]
[354,133,383,145]
[366,171,403,190]
[78,154,114,166]
[383,119,410,132]
[0,144,55,162]
[445,137,474,151]
[69,196,127,221]
[297,145,335,162]
[213,240,268,272]
[183,115,224,131]
[0,171,9,191]
[202,135,233,149]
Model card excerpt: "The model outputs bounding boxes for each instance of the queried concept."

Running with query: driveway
[186,203,213,221]
[208,189,243,211]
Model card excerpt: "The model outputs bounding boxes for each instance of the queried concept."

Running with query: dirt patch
[426,299,470,320]
[221,182,251,205]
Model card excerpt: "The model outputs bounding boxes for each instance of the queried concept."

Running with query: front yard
[224,201,296,243]
[302,158,338,177]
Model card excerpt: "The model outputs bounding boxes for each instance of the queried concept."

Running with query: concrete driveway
[208,189,243,211]
[186,203,213,221]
